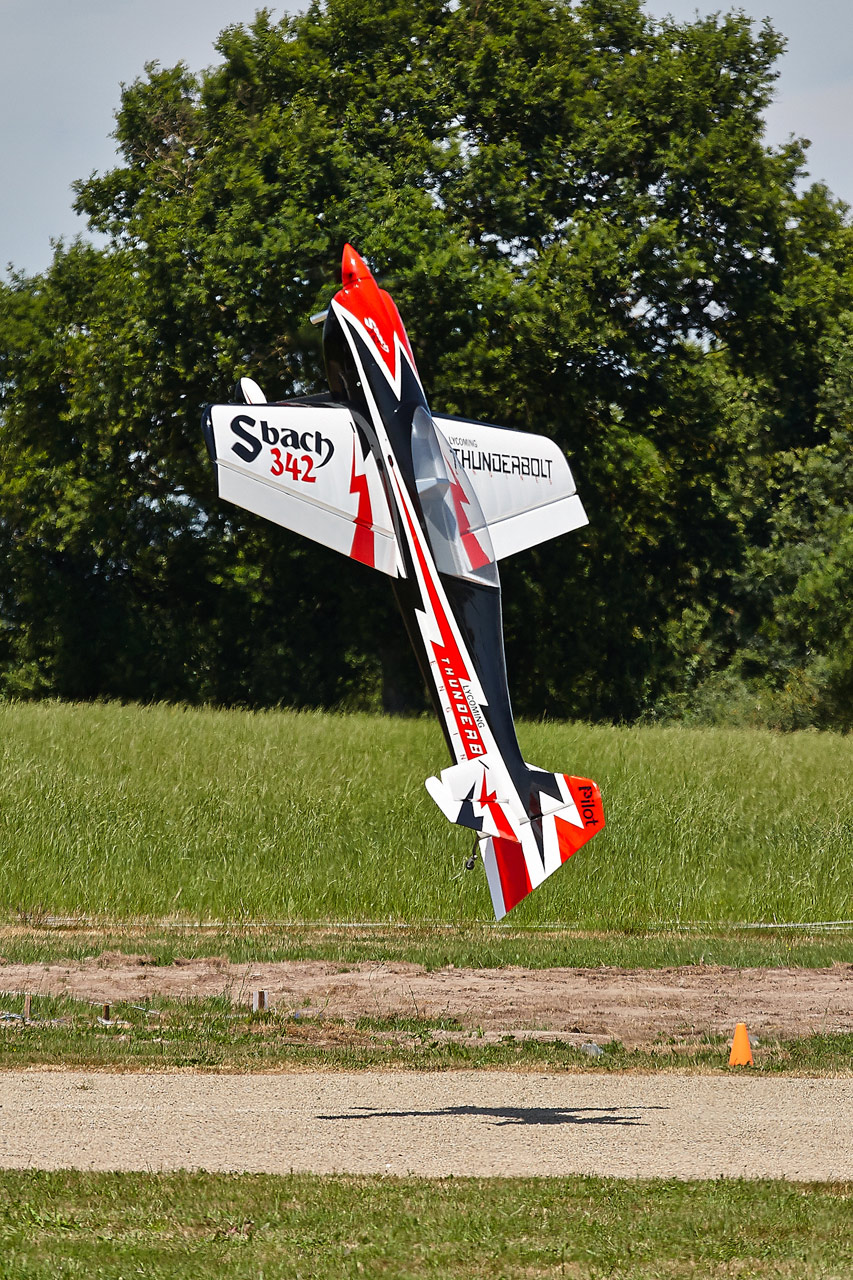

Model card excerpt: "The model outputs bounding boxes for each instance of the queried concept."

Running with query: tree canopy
[1,0,852,726]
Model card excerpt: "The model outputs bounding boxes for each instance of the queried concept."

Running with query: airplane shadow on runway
[315,1104,665,1128]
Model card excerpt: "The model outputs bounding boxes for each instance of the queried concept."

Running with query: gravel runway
[1,1070,850,1181]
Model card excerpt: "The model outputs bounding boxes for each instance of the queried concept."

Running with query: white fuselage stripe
[333,298,514,773]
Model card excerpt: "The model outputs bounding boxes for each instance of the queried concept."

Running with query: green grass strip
[0,1170,850,1278]
[2,702,852,929]
[1,993,850,1073]
[1,923,851,969]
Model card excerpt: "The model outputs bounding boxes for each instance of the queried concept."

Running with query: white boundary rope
[18,916,853,932]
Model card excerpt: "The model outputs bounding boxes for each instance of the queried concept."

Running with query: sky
[644,0,853,196]
[1,0,850,277]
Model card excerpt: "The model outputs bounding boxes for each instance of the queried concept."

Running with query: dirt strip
[1,957,851,1046]
[1,1070,851,1180]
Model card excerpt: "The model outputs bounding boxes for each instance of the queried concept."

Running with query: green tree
[1,0,851,720]
[727,314,853,728]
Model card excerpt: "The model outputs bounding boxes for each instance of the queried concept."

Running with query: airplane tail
[425,756,604,920]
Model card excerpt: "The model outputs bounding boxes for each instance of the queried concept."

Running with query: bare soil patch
[1,954,850,1047]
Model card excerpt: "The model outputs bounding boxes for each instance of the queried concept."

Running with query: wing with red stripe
[202,402,402,577]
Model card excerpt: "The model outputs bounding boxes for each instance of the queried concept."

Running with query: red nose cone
[341,243,372,287]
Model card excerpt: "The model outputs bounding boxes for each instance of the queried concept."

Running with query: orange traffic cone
[729,1021,753,1066]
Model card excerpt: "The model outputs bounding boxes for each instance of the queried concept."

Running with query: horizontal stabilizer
[425,757,604,920]
[425,754,519,841]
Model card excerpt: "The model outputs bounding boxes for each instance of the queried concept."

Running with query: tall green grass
[1,701,850,926]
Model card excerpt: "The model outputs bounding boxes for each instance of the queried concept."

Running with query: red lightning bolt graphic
[349,446,375,568]
[478,774,516,840]
[444,452,490,571]
[395,481,488,759]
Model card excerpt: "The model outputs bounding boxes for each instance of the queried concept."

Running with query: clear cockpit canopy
[411,406,499,587]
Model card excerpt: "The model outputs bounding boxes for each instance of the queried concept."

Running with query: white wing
[431,415,588,560]
[203,402,403,577]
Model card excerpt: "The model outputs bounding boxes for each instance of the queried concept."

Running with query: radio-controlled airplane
[202,245,604,918]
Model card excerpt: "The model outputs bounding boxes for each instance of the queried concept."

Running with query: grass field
[0,1170,850,1278]
[2,701,851,930]
[1,704,850,1273]
[2,921,851,970]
